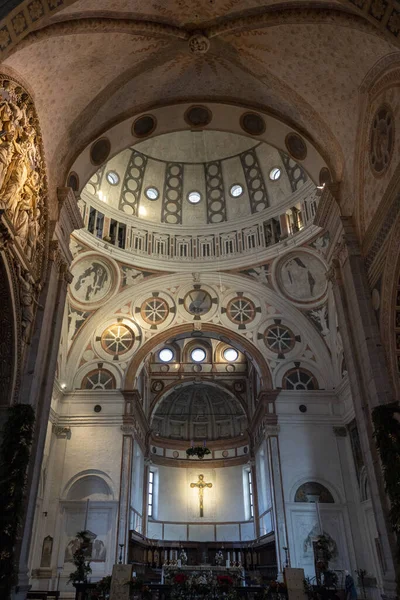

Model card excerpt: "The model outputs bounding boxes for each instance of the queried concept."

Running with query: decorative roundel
[282,367,318,390]
[173,450,179,458]
[101,323,135,356]
[369,104,394,177]
[319,167,332,186]
[94,318,141,362]
[222,450,229,458]
[240,112,266,136]
[184,105,212,128]
[141,297,169,326]
[151,380,164,393]
[90,137,111,165]
[275,251,327,305]
[132,114,157,138]
[134,291,175,330]
[227,296,256,326]
[285,132,307,161]
[264,324,295,354]
[69,254,119,309]
[184,289,212,316]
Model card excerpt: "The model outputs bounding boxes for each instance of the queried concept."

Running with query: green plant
[0,403,35,600]
[186,446,211,459]
[372,402,400,591]
[68,530,92,585]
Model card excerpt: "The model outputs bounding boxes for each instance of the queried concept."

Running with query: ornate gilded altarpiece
[0,75,48,402]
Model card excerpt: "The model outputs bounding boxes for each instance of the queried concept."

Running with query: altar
[162,565,245,585]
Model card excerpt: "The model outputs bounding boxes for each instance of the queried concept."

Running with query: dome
[83,130,310,228]
[151,382,247,441]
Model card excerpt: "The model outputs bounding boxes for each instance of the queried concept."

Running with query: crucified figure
[190,474,212,518]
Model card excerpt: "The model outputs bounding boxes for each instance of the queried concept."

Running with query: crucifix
[190,474,212,517]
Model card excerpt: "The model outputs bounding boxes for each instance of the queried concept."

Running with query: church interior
[0,1,399,600]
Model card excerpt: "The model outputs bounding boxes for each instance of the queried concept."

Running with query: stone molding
[52,425,71,438]
[333,426,347,437]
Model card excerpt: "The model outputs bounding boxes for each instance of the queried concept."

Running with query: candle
[233,551,236,562]
[238,551,241,564]
[203,439,206,447]
[191,440,194,448]
[169,549,172,560]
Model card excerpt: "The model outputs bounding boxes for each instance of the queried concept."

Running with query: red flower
[217,575,233,586]
[174,574,188,584]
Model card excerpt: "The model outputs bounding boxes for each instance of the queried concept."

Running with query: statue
[215,550,224,566]
[345,571,357,600]
[179,548,187,566]
[17,264,40,343]
[190,474,213,518]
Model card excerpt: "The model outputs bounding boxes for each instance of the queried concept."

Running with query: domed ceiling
[84,130,310,227]
[151,382,248,441]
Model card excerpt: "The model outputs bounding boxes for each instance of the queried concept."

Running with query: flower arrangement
[94,575,112,599]
[217,575,234,588]
[174,574,188,585]
[186,446,211,459]
[67,531,92,585]
[129,577,151,599]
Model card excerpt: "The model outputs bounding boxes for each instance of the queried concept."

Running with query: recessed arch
[124,323,272,390]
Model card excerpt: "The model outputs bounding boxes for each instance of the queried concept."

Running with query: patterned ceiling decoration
[119,151,147,216]
[258,317,302,361]
[94,317,141,362]
[161,163,184,224]
[285,132,308,161]
[279,151,308,192]
[240,148,270,213]
[81,131,307,230]
[151,382,247,441]
[221,291,262,330]
[204,161,227,224]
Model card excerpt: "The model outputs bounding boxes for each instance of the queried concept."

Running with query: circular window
[159,348,174,362]
[230,184,243,197]
[145,187,159,200]
[101,324,135,356]
[106,171,119,185]
[224,348,238,362]
[188,191,201,204]
[191,348,206,362]
[264,324,295,354]
[269,167,281,181]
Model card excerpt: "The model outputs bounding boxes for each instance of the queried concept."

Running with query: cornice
[150,454,250,469]
[149,435,249,451]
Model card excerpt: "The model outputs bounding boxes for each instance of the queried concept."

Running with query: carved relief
[0,77,47,280]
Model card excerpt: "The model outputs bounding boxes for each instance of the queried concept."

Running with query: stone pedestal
[110,564,133,600]
[284,567,307,600]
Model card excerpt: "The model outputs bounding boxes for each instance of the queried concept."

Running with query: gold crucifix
[190,474,212,518]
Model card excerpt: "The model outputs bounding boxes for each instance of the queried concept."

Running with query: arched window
[294,481,334,503]
[282,367,318,390]
[82,369,116,390]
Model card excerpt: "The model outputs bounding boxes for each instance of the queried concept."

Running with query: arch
[72,360,122,391]
[62,470,115,501]
[149,378,250,423]
[290,476,342,504]
[274,359,325,390]
[69,103,330,193]
[294,481,335,503]
[124,322,273,390]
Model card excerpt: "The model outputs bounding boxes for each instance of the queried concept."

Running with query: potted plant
[68,530,92,587]
[95,575,112,599]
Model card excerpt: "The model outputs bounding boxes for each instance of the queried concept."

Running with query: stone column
[117,427,134,564]
[315,190,397,596]
[265,425,289,578]
[12,188,83,600]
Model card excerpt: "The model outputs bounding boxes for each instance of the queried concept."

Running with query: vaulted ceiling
[2,0,400,216]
